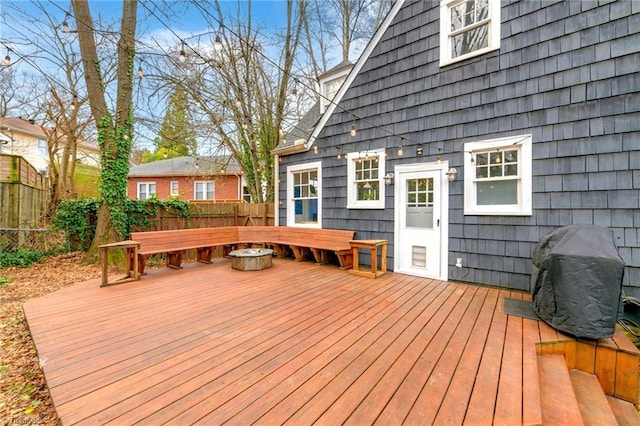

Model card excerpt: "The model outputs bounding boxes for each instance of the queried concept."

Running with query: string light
[137,66,144,78]
[313,144,318,154]
[3,48,10,66]
[397,146,403,156]
[350,123,357,137]
[214,33,223,51]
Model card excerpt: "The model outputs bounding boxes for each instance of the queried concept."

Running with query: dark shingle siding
[278,0,640,291]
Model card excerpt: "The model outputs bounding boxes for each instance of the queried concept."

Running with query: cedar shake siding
[277,0,640,292]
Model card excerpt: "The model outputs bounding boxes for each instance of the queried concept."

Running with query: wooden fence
[0,154,50,230]
[130,202,275,232]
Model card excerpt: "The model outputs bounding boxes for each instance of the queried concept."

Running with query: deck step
[569,369,618,425]
[606,396,640,425]
[538,354,584,425]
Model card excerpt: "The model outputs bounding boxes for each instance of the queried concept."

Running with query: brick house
[127,155,248,201]
[274,0,640,294]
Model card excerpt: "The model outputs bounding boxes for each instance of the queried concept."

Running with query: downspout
[274,154,279,226]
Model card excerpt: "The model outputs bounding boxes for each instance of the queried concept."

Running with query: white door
[394,163,448,280]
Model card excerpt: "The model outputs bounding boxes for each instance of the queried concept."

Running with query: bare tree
[2,1,115,216]
[143,0,303,203]
[72,0,138,252]
[300,0,391,79]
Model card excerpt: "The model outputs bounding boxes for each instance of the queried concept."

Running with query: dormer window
[440,0,501,66]
[318,62,352,113]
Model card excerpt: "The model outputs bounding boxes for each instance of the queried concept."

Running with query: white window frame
[346,148,386,209]
[319,67,351,113]
[37,139,48,157]
[440,0,501,66]
[137,182,156,200]
[194,180,215,200]
[287,161,322,228]
[464,134,532,216]
[170,180,179,197]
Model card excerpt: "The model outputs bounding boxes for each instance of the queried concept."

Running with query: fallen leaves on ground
[0,252,101,425]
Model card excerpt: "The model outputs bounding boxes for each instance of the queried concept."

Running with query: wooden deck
[22,257,625,425]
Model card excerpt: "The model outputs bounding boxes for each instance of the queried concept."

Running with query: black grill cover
[531,225,624,339]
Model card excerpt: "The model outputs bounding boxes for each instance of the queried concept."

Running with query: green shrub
[0,249,52,268]
[51,198,192,249]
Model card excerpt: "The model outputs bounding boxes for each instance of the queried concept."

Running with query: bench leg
[335,250,353,270]
[136,254,149,275]
[271,244,290,258]
[289,245,310,262]
[197,247,214,264]
[310,248,329,265]
[166,251,184,269]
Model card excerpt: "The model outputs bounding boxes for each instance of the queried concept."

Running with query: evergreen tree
[156,84,197,159]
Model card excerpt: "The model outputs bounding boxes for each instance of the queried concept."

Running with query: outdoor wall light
[384,172,395,185]
[445,167,458,182]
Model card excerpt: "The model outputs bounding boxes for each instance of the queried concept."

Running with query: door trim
[393,161,450,281]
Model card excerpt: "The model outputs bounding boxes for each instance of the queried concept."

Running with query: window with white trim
[137,182,156,200]
[440,0,501,66]
[287,161,321,227]
[242,186,252,203]
[464,135,532,215]
[37,139,48,156]
[319,67,351,113]
[170,181,179,196]
[194,180,215,200]
[347,149,385,209]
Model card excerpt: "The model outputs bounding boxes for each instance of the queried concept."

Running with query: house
[127,155,248,201]
[274,0,640,294]
[0,116,100,175]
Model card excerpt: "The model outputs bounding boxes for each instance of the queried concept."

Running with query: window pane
[489,165,502,177]
[477,179,518,205]
[452,24,489,58]
[476,165,488,178]
[504,164,518,176]
[357,181,378,201]
[476,153,488,165]
[504,150,518,163]
[490,152,502,164]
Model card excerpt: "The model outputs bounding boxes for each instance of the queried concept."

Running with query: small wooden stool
[99,240,140,286]
[349,239,387,279]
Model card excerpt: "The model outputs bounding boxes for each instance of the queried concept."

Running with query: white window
[347,148,386,209]
[170,181,179,196]
[319,68,351,113]
[464,134,532,216]
[242,186,252,203]
[137,182,156,200]
[194,181,215,200]
[287,161,321,227]
[440,0,501,66]
[37,139,48,157]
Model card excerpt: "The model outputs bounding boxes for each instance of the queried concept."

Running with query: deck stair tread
[569,369,619,426]
[605,395,640,425]
[538,354,584,425]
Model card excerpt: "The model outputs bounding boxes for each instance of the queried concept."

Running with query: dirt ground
[0,252,101,426]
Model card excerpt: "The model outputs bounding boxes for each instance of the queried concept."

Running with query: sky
[0,1,300,150]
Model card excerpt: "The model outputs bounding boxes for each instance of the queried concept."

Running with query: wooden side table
[349,239,387,279]
[99,240,140,287]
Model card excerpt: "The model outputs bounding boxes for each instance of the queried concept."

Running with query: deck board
[23,257,576,425]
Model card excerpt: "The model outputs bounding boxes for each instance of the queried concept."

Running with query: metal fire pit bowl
[228,248,274,271]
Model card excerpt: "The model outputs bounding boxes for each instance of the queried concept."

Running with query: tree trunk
[72,0,138,260]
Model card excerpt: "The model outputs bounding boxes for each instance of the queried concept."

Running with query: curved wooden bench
[126,226,355,275]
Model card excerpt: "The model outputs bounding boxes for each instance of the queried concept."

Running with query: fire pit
[228,248,274,271]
